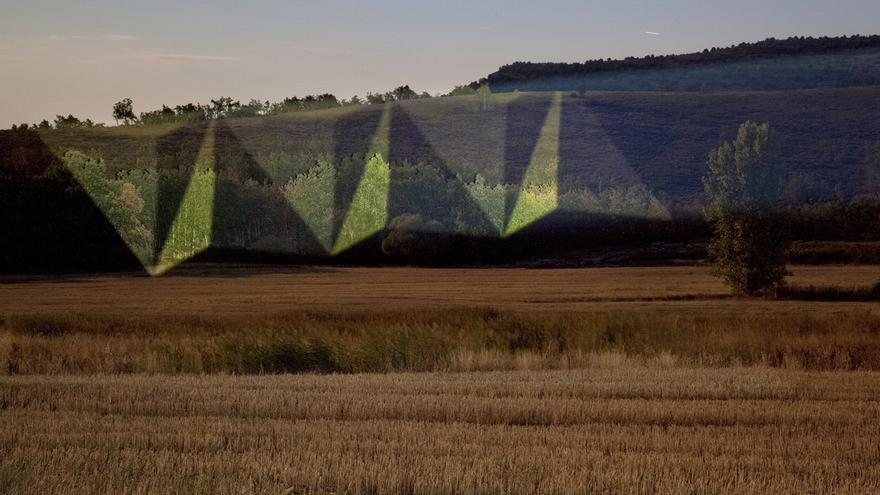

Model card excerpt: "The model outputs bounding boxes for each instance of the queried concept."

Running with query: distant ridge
[471,35,880,90]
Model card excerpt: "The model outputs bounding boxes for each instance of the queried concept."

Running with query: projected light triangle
[332,104,392,254]
[505,92,561,236]
[154,122,212,263]
[153,121,217,275]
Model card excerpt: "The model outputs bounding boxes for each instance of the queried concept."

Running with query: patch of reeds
[3,308,880,374]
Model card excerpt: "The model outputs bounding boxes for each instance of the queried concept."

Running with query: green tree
[703,121,788,296]
[63,151,153,266]
[53,114,82,129]
[365,92,386,104]
[228,99,267,118]
[209,97,240,118]
[139,105,176,125]
[282,158,335,252]
[112,98,136,125]
[392,85,419,101]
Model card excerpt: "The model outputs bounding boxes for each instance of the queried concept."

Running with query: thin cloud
[142,53,238,62]
[287,43,371,57]
[100,34,140,42]
[644,31,661,36]
[44,34,140,42]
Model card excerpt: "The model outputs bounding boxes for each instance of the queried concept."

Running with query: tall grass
[3,308,880,375]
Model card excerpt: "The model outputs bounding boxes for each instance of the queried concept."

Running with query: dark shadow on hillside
[332,106,384,240]
[581,89,880,203]
[0,127,60,177]
[0,128,145,274]
[558,96,653,194]
[503,94,554,219]
[567,95,692,201]
[389,108,495,234]
[213,120,272,183]
[211,121,323,255]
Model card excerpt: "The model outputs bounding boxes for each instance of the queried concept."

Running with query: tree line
[472,35,880,88]
[9,84,463,130]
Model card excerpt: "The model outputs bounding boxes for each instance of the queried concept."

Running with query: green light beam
[152,121,217,275]
[505,92,562,236]
[332,105,392,255]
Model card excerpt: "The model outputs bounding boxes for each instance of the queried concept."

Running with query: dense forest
[472,35,880,92]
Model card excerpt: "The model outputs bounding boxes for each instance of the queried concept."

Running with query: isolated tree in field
[703,121,788,296]
[112,98,136,125]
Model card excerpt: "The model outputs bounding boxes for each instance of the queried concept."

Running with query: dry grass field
[1,264,878,316]
[2,369,880,494]
[1,265,880,493]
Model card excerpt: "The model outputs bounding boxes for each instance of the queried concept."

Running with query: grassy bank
[3,308,880,375]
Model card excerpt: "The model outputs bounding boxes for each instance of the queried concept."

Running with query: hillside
[474,36,880,92]
[28,86,880,202]
[2,85,880,273]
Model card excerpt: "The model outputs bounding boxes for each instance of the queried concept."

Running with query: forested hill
[472,35,880,92]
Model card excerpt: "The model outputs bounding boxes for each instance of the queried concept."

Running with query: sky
[1,0,879,127]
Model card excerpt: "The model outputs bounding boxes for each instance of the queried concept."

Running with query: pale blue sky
[1,0,879,126]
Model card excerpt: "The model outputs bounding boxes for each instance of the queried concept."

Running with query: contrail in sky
[645,31,661,36]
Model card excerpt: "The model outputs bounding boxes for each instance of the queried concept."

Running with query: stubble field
[1,265,879,494]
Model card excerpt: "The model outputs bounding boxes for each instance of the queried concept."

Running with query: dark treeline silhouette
[11,116,104,131]
[471,35,880,88]
[17,85,434,130]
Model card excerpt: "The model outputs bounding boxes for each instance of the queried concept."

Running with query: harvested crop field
[1,265,879,493]
[2,368,880,494]
[1,264,878,316]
